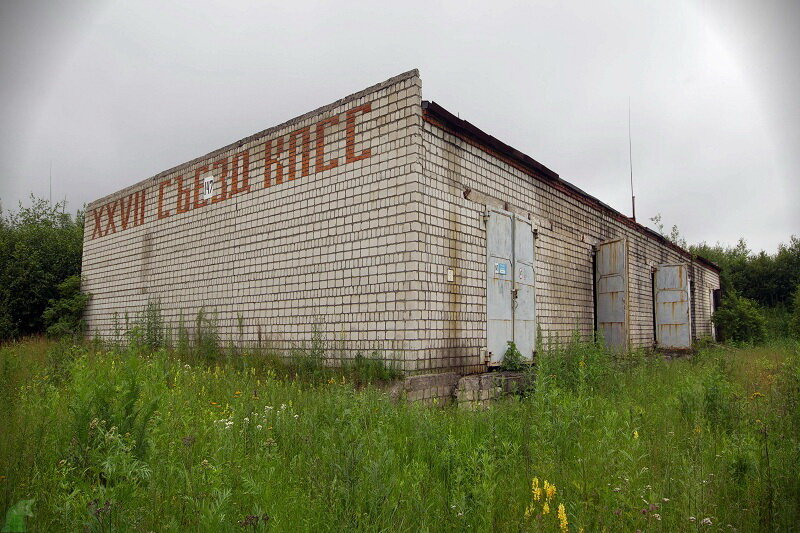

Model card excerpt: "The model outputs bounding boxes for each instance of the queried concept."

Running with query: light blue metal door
[487,210,514,364]
[513,216,536,359]
[486,209,536,365]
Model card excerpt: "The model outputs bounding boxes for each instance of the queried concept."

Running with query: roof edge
[421,100,721,273]
[88,69,421,209]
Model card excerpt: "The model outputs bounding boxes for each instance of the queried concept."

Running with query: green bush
[789,285,800,339]
[126,299,166,353]
[712,291,767,344]
[0,196,83,341]
[194,307,221,360]
[344,351,402,386]
[42,275,90,339]
[702,359,741,433]
[500,341,525,371]
[763,304,791,339]
[535,333,615,393]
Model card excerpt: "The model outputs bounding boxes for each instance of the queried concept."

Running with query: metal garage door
[654,263,692,349]
[595,238,628,351]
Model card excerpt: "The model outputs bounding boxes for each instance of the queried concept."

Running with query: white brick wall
[83,70,720,375]
[416,114,720,372]
[83,70,425,371]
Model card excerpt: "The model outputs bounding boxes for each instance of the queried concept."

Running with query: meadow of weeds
[1,335,799,531]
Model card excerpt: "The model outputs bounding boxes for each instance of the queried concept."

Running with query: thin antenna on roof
[49,160,52,205]
[628,98,636,221]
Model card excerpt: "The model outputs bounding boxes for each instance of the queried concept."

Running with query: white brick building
[82,70,721,374]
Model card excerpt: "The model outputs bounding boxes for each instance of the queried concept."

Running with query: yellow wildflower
[544,480,556,501]
[633,430,639,439]
[532,477,542,501]
[524,504,534,519]
[543,501,550,515]
[750,391,764,400]
[557,503,568,532]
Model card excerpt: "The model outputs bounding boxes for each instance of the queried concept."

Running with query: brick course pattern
[83,71,425,371]
[417,108,720,373]
[82,69,720,374]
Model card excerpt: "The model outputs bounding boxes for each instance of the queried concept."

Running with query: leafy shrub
[194,307,221,360]
[344,351,402,386]
[535,333,614,393]
[43,275,90,339]
[775,346,800,430]
[0,196,83,341]
[140,299,165,351]
[702,364,740,432]
[763,304,791,339]
[0,304,15,342]
[125,300,166,353]
[45,340,83,385]
[789,285,800,340]
[500,341,525,371]
[68,353,160,473]
[712,291,767,344]
[176,311,190,357]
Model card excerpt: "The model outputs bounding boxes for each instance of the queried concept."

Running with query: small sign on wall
[203,176,214,200]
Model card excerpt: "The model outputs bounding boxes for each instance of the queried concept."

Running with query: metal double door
[654,263,692,349]
[486,209,536,365]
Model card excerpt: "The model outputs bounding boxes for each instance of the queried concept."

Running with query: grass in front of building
[1,337,798,531]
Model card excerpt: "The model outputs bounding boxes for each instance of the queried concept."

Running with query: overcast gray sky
[1,0,798,253]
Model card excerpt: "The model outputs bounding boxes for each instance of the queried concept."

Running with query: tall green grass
[1,337,798,531]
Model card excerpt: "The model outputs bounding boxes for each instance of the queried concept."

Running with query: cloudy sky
[1,0,798,253]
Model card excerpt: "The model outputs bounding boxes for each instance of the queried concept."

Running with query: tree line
[0,196,85,340]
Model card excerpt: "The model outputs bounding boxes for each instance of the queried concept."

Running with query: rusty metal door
[654,263,691,349]
[487,209,514,364]
[513,215,536,359]
[595,238,628,350]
